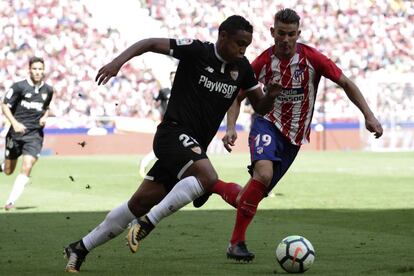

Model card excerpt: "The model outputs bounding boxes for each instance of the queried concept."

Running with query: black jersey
[3,79,54,131]
[164,38,259,149]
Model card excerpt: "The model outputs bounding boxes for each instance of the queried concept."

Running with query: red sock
[212,179,242,208]
[230,179,266,245]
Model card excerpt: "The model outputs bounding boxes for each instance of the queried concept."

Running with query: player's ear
[297,29,301,38]
[270,27,275,38]
[219,30,231,41]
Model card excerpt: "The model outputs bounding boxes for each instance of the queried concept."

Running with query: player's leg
[3,134,26,210]
[2,158,18,175]
[227,117,278,261]
[193,179,243,208]
[127,159,214,253]
[4,132,41,210]
[2,134,19,175]
[146,158,216,225]
[227,160,273,262]
[228,123,300,262]
[64,178,168,272]
[5,155,36,210]
[127,123,216,252]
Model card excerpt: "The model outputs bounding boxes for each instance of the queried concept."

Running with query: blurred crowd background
[0,0,413,130]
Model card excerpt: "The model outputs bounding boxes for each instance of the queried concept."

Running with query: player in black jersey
[1,57,54,211]
[64,15,282,272]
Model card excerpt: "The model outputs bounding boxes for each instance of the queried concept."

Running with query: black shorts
[5,129,44,160]
[146,121,208,191]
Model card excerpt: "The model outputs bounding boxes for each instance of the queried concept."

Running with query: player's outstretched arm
[95,38,170,85]
[336,74,383,138]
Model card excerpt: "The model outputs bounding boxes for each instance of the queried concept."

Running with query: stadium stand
[0,0,413,150]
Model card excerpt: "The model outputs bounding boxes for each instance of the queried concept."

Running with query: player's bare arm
[336,74,383,138]
[39,109,50,127]
[247,80,282,115]
[95,38,170,85]
[222,97,242,152]
[1,103,26,133]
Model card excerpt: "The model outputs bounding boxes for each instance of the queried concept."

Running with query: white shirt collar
[27,78,44,89]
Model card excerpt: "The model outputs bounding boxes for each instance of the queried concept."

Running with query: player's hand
[39,117,47,127]
[365,115,383,138]
[95,60,123,85]
[12,122,26,133]
[222,128,237,152]
[266,78,283,98]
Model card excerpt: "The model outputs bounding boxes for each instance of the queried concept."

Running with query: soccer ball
[275,235,315,273]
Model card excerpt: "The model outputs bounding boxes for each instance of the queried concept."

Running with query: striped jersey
[251,43,342,145]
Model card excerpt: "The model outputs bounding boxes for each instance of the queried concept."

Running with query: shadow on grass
[0,209,413,276]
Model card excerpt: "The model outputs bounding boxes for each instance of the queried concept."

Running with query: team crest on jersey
[41,93,47,100]
[230,69,239,81]
[191,146,202,154]
[25,93,32,98]
[176,38,193,46]
[293,68,305,82]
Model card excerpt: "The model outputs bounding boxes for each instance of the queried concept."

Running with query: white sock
[5,173,29,205]
[82,202,136,252]
[147,176,204,225]
[0,163,4,172]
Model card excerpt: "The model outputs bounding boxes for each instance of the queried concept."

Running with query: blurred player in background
[64,15,282,273]
[139,71,175,178]
[194,8,384,261]
[0,56,54,211]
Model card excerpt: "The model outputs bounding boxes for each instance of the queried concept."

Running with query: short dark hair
[219,15,253,35]
[29,56,44,67]
[275,8,300,25]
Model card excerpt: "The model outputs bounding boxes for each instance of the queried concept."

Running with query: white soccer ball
[275,235,315,273]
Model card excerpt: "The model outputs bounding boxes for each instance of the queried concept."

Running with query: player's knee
[21,165,33,176]
[197,173,218,192]
[253,169,272,187]
[3,168,13,175]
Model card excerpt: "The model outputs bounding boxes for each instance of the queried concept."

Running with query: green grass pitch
[0,151,413,275]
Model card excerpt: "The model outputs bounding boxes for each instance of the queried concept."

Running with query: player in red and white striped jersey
[252,38,344,145]
[213,8,383,261]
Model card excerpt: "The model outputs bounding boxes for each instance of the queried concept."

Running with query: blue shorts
[248,116,300,192]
